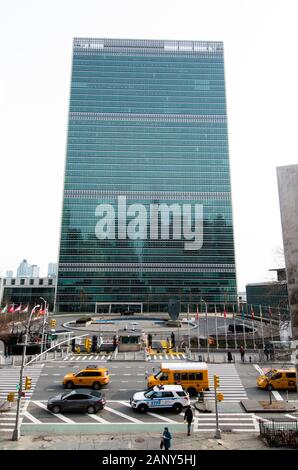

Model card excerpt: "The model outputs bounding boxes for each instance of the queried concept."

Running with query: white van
[130,384,190,413]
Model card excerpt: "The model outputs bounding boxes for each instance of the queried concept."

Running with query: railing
[259,419,298,448]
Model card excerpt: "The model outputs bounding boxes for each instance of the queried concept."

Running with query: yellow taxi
[63,365,109,390]
[257,367,297,391]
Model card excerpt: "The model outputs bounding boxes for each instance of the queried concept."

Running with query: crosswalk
[194,413,259,432]
[147,353,187,361]
[62,353,112,362]
[0,365,44,435]
[204,364,248,401]
[21,399,258,433]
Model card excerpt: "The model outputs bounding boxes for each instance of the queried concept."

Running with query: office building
[48,263,58,278]
[56,38,237,313]
[16,259,31,277]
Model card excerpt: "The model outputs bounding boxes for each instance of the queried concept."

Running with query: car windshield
[144,390,155,398]
[265,370,276,378]
[154,371,162,379]
[61,392,73,399]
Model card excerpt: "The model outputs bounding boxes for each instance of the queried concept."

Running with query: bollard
[249,356,252,363]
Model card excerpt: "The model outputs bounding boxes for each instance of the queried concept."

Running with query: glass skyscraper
[55,38,237,313]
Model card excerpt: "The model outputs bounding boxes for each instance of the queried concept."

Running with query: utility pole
[214,374,223,439]
[12,304,40,441]
[40,297,48,355]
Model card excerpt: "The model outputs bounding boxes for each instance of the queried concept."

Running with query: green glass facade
[55,38,237,313]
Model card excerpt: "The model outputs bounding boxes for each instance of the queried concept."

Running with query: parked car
[228,324,253,333]
[47,389,106,414]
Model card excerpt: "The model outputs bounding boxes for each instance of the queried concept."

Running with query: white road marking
[272,390,283,401]
[32,401,75,424]
[63,356,69,361]
[285,414,298,420]
[253,364,264,375]
[23,411,41,424]
[76,357,80,361]
[85,413,109,423]
[94,356,99,360]
[104,405,143,423]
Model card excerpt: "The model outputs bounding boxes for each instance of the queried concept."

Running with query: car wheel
[52,405,61,414]
[87,405,96,414]
[65,381,74,389]
[187,387,198,397]
[267,384,274,391]
[172,403,182,413]
[92,382,101,390]
[137,403,148,414]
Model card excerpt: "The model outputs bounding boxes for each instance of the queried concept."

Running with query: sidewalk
[0,431,269,450]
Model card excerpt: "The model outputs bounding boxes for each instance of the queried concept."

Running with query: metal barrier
[259,419,298,448]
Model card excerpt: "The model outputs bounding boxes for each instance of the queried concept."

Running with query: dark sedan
[47,389,106,414]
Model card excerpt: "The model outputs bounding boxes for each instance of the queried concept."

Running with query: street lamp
[201,298,210,362]
[12,304,40,441]
[40,297,48,355]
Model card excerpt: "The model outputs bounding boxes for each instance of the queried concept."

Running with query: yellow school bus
[147,362,209,396]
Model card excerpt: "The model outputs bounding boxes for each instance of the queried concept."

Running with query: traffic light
[84,337,92,352]
[214,374,220,389]
[50,319,56,329]
[25,376,32,390]
[217,393,224,402]
[7,392,15,402]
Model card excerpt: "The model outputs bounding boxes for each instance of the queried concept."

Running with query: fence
[259,419,298,448]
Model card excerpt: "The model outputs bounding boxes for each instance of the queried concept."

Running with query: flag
[8,305,15,313]
[223,306,227,319]
[196,304,199,321]
[38,308,45,316]
[1,305,8,313]
[21,305,29,313]
[14,304,22,312]
[251,306,254,320]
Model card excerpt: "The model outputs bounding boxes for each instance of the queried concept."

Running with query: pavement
[0,431,269,450]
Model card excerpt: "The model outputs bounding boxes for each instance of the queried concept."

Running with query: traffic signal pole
[12,304,40,441]
[214,375,221,439]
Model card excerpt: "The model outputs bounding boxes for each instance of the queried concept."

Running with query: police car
[130,384,190,413]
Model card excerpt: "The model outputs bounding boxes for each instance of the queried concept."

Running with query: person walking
[171,331,175,349]
[239,345,245,362]
[264,344,270,360]
[161,427,172,450]
[227,351,233,363]
[184,405,193,436]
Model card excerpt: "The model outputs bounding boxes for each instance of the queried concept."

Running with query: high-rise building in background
[30,264,40,277]
[48,262,58,277]
[5,271,13,278]
[17,259,31,277]
[56,38,237,313]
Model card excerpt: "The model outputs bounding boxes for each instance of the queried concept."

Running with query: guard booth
[117,329,145,352]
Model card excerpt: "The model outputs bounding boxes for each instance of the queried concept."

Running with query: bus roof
[160,362,208,371]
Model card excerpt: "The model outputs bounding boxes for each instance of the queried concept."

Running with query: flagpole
[215,305,219,348]
[224,304,228,350]
[233,304,237,349]
[241,303,247,349]
[278,306,281,341]
[187,303,191,351]
[269,304,274,342]
[196,304,200,349]
[260,304,265,350]
[251,305,256,350]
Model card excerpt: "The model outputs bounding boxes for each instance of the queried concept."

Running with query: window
[273,373,282,380]
[66,394,86,400]
[188,373,195,381]
[3,279,6,285]
[48,279,53,285]
[160,373,168,381]
[30,279,34,285]
[11,279,15,285]
[176,391,187,397]
[181,373,188,381]
[20,279,25,285]
[162,392,174,398]
[195,373,203,380]
[39,279,43,285]
[151,392,163,398]
[174,373,181,381]
[286,373,296,378]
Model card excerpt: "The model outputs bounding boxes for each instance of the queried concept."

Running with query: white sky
[0,0,297,290]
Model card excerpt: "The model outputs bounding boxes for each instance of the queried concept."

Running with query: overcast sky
[0,0,297,290]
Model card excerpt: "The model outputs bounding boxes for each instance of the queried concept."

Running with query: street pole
[196,304,200,349]
[224,304,228,350]
[12,304,40,441]
[214,375,221,439]
[215,305,219,348]
[203,300,210,362]
[187,303,191,351]
[233,304,237,349]
[241,303,247,349]
[40,298,48,355]
[260,304,265,350]
[269,305,274,342]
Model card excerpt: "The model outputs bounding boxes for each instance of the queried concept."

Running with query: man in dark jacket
[184,405,193,436]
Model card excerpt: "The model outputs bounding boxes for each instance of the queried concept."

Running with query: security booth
[117,329,145,352]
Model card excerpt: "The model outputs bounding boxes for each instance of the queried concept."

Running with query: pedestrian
[171,331,175,349]
[239,345,245,362]
[147,333,152,349]
[166,337,170,352]
[264,345,270,360]
[160,427,172,450]
[227,351,233,363]
[184,405,193,436]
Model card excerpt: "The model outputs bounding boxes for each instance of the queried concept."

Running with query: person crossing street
[184,405,194,436]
